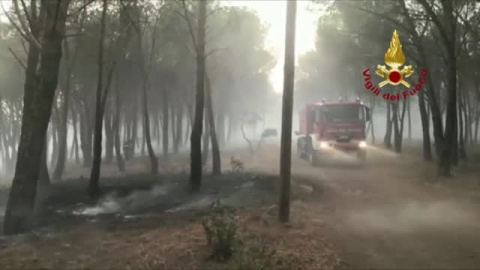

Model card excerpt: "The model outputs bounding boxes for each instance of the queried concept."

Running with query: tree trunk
[384,102,393,149]
[399,0,444,159]
[457,86,465,160]
[392,102,401,153]
[89,0,110,197]
[438,59,457,175]
[190,0,207,192]
[407,97,412,141]
[131,95,138,155]
[162,86,169,159]
[105,107,114,164]
[205,75,221,175]
[173,105,183,153]
[202,117,210,166]
[52,50,71,180]
[142,78,158,175]
[70,103,80,164]
[418,88,433,161]
[114,80,125,172]
[279,0,297,223]
[417,0,456,177]
[79,106,92,167]
[50,116,58,168]
[217,111,225,147]
[366,98,376,144]
[4,0,71,235]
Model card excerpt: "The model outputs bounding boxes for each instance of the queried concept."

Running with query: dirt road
[243,143,480,269]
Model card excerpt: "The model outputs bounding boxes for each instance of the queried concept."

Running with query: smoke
[346,200,479,233]
[77,185,170,216]
[166,196,215,213]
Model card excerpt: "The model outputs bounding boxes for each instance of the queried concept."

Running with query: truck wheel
[298,138,307,159]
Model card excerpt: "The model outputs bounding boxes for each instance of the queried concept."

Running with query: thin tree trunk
[202,117,210,166]
[392,102,401,153]
[89,0,110,197]
[114,80,125,172]
[53,46,72,180]
[142,78,158,175]
[418,88,433,161]
[190,0,207,192]
[205,75,221,175]
[458,88,466,161]
[279,0,297,223]
[80,106,92,167]
[217,111,225,147]
[50,115,58,168]
[162,86,169,159]
[384,102,393,149]
[174,105,183,153]
[131,95,138,154]
[366,98,376,144]
[407,97,412,141]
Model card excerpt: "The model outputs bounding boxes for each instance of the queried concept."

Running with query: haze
[0,1,479,269]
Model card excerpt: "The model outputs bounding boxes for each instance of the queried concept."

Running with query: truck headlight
[320,142,329,149]
[359,141,367,148]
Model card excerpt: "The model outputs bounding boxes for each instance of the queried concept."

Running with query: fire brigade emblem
[376,30,413,88]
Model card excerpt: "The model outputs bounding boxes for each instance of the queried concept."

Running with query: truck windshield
[319,105,364,123]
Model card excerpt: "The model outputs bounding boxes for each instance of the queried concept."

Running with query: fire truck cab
[295,99,371,166]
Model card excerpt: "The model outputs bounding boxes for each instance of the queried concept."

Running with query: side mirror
[365,107,371,122]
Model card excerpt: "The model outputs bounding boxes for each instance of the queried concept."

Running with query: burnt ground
[0,146,338,269]
[1,141,480,269]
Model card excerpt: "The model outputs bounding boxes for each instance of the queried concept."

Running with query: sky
[227,0,320,93]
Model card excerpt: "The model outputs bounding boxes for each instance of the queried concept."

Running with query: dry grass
[0,201,339,270]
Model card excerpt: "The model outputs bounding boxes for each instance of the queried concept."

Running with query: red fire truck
[295,99,371,166]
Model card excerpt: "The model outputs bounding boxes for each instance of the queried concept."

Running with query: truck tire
[298,137,307,159]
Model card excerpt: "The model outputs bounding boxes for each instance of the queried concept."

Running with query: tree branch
[205,47,228,59]
[416,0,451,46]
[339,1,415,36]
[8,48,27,70]
[1,2,42,50]
[179,0,198,54]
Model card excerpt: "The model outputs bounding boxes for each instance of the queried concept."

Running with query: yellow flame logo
[385,30,405,68]
[376,30,414,88]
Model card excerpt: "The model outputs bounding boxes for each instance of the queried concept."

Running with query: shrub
[230,157,244,173]
[202,201,240,261]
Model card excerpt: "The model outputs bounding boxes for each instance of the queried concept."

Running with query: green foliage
[202,201,240,261]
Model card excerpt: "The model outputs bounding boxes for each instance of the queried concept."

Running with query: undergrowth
[202,201,277,269]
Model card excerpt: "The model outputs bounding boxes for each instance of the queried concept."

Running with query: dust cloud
[346,200,479,233]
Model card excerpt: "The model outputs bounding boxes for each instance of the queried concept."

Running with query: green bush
[202,202,240,261]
